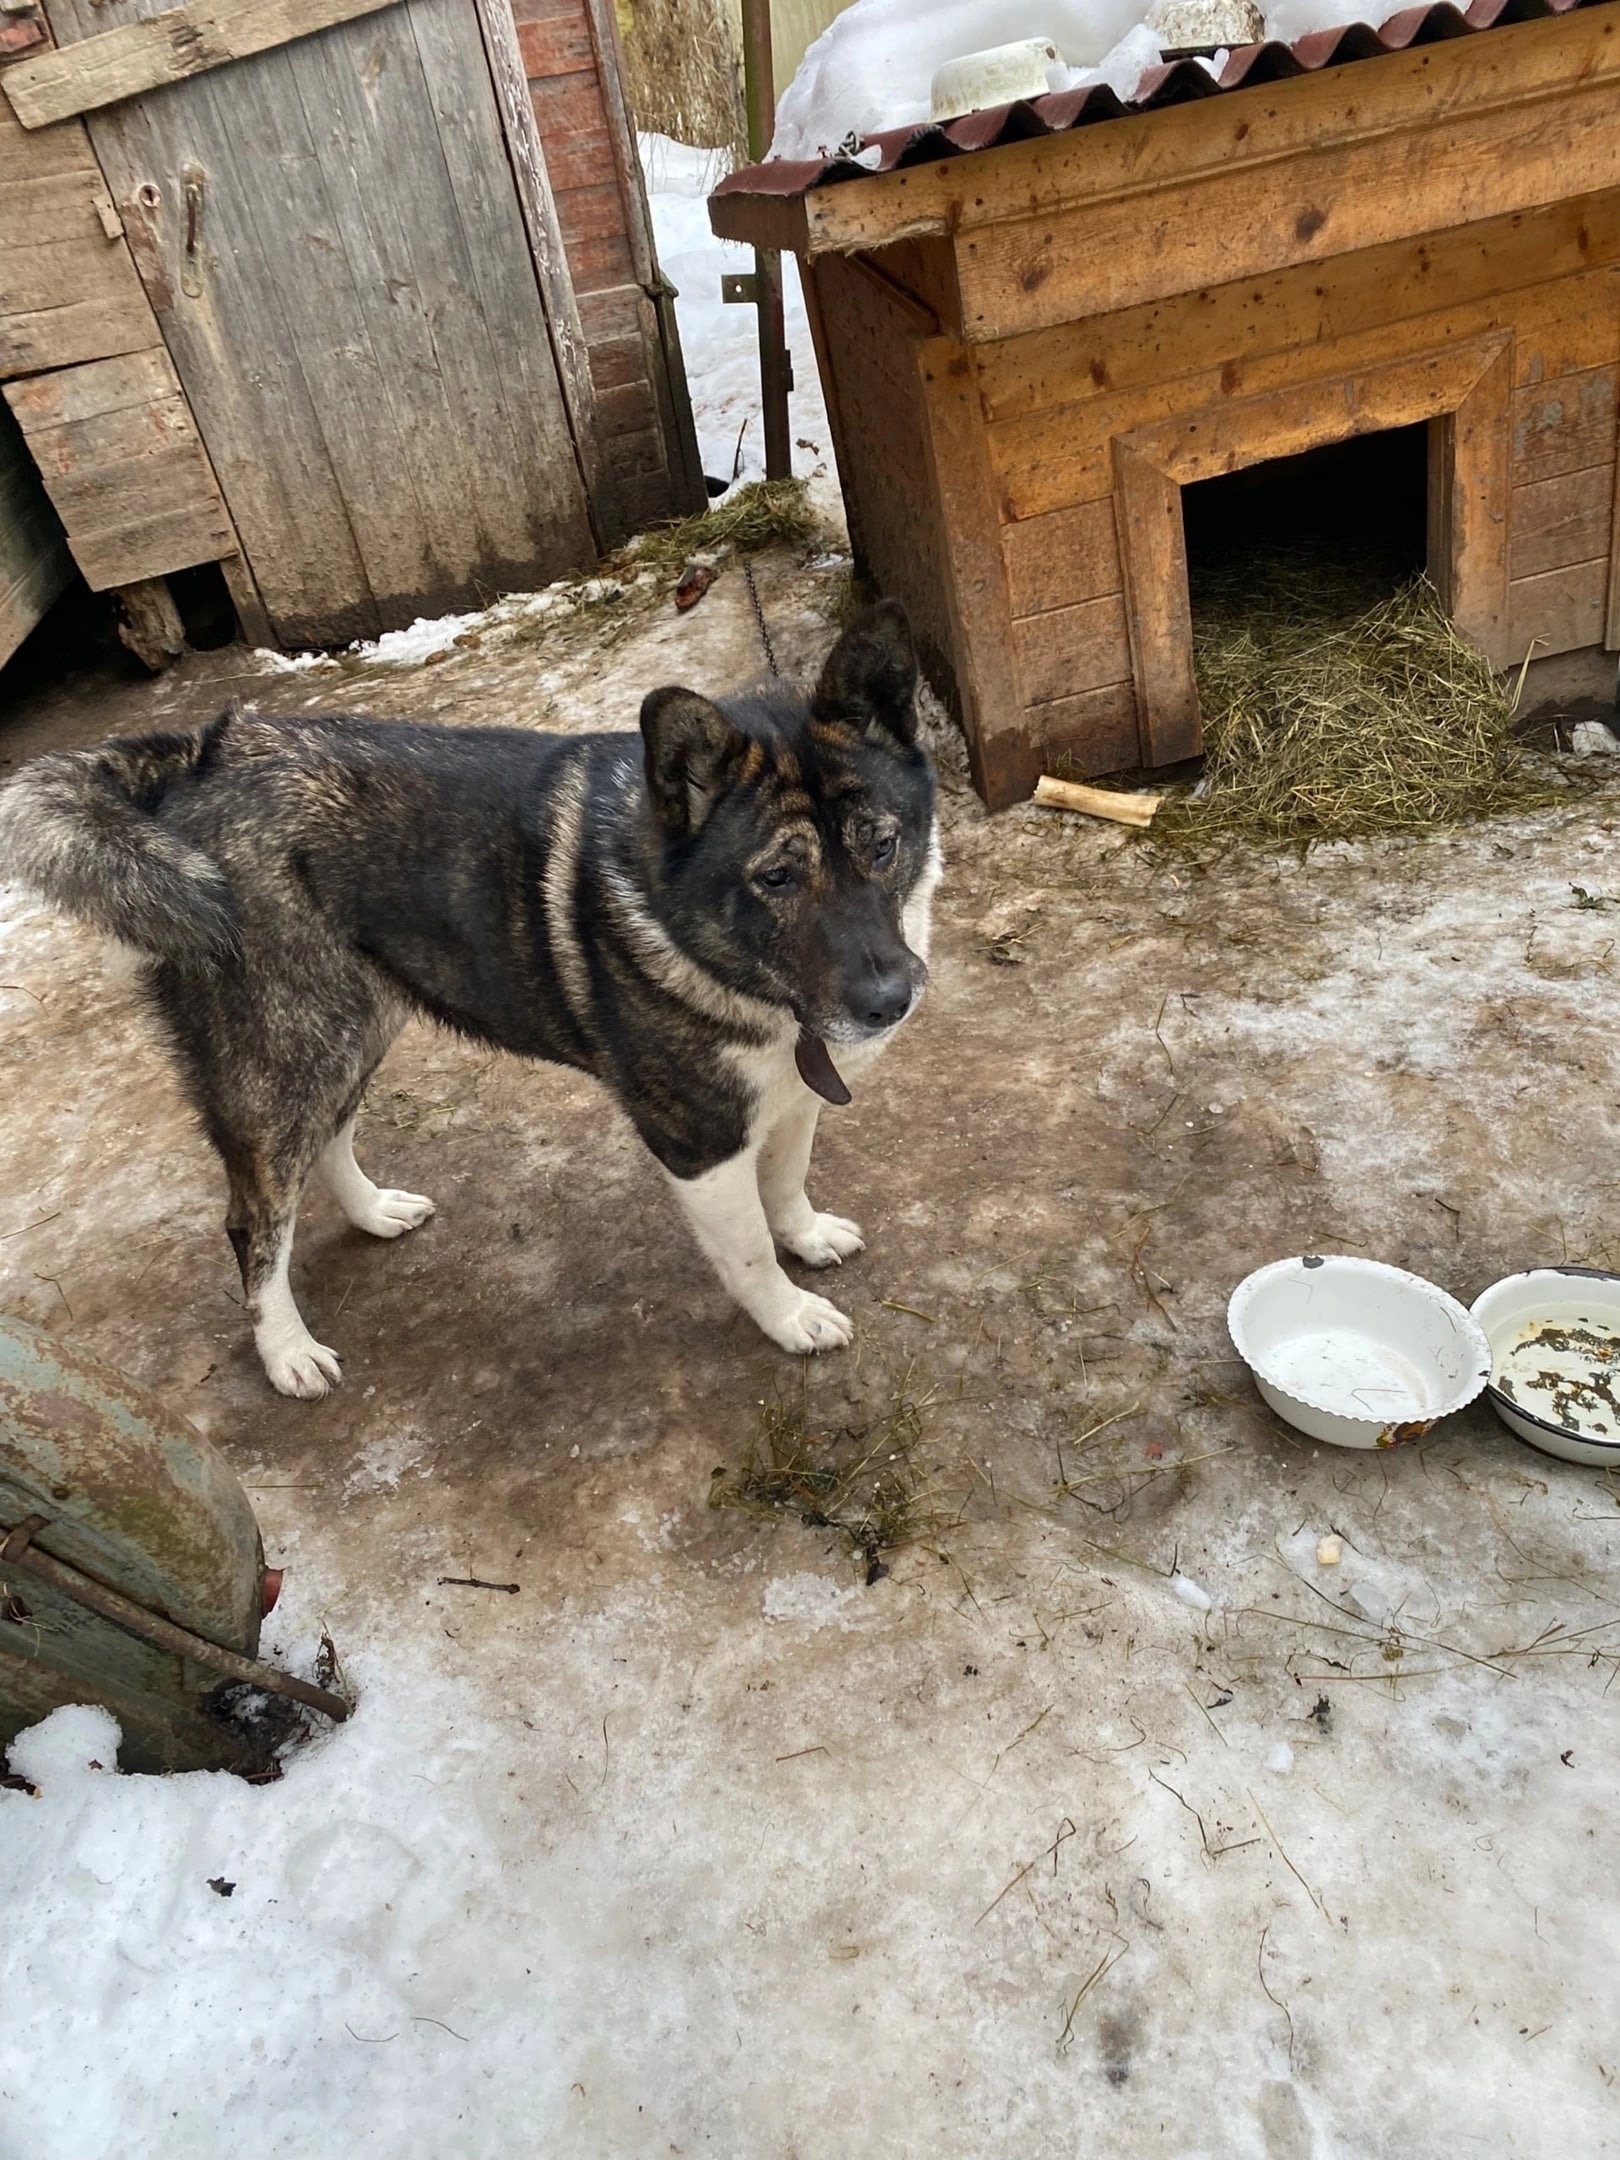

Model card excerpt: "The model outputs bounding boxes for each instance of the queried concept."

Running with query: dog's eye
[872,832,898,867]
[758,863,798,893]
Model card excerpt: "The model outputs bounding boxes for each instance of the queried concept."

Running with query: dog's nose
[862,967,915,1031]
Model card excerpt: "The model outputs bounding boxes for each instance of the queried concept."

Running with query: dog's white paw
[352,1189,435,1239]
[261,1331,343,1399]
[780,1212,865,1268]
[762,1289,855,1354]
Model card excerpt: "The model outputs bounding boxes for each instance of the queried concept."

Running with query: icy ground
[3,550,1620,2156]
[771,0,1435,161]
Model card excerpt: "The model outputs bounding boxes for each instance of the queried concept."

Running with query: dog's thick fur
[0,602,940,1396]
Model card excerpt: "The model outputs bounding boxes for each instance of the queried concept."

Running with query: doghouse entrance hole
[1183,423,1431,603]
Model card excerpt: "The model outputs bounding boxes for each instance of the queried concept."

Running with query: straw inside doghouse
[1153,555,1572,850]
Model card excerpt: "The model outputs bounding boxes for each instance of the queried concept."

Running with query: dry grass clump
[619,477,823,578]
[710,1391,949,1581]
[620,0,745,158]
[1154,556,1575,851]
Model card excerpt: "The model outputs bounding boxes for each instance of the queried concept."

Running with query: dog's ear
[640,687,742,836]
[814,599,919,747]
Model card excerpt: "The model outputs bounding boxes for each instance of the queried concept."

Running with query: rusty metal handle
[0,1514,351,1725]
[181,161,204,299]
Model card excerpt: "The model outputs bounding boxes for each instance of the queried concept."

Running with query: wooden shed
[0,0,703,659]
[712,0,1620,808]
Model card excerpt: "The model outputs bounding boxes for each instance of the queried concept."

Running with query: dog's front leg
[667,1149,854,1353]
[757,1094,864,1268]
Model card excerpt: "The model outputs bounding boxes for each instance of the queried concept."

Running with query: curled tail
[0,714,238,963]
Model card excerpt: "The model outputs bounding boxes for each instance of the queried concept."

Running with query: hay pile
[1154,556,1570,851]
[619,0,745,158]
[617,475,822,577]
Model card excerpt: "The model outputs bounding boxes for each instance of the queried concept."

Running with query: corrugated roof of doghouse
[711,0,1611,203]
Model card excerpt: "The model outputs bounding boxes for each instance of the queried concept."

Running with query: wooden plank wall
[0,53,151,377]
[0,394,71,665]
[1,23,245,622]
[804,254,958,723]
[5,347,235,590]
[516,0,704,532]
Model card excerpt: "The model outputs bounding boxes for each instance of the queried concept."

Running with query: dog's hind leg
[667,1148,854,1353]
[222,1147,342,1400]
[318,1116,435,1239]
[757,1094,864,1269]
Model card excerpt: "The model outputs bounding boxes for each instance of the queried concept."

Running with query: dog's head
[640,600,937,1063]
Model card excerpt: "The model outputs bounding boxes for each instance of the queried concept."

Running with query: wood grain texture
[46,0,595,643]
[1112,441,1196,766]
[954,70,1620,341]
[0,41,154,375]
[989,270,1616,525]
[1002,498,1121,619]
[1511,465,1615,581]
[916,334,1042,808]
[1508,556,1609,657]
[0,395,71,665]
[5,344,233,589]
[4,0,398,127]
[1511,366,1619,484]
[1012,593,1130,709]
[789,6,1620,262]
[1027,682,1142,780]
[974,193,1620,429]
[472,0,606,543]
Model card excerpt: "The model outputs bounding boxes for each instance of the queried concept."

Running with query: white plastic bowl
[1469,1267,1620,1467]
[1228,1256,1491,1448]
[930,40,1059,123]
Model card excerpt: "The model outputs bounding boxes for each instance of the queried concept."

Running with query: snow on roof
[713,0,1609,206]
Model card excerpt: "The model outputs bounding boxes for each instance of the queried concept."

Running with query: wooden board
[953,66,1620,342]
[915,332,1044,807]
[0,43,154,376]
[44,0,597,645]
[5,345,234,589]
[3,0,398,127]
[1512,365,1619,483]
[0,395,71,665]
[1001,498,1121,619]
[989,265,1619,526]
[780,7,1620,264]
[1112,441,1198,765]
[1510,465,1616,581]
[1508,556,1610,657]
[974,192,1620,430]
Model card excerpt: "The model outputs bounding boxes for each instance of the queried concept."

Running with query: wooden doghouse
[712,0,1620,808]
[0,0,703,660]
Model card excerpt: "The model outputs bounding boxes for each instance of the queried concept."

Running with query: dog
[0,601,941,1397]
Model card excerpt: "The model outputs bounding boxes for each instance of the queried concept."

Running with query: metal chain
[742,556,781,678]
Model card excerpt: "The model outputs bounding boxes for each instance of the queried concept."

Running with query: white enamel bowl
[1469,1267,1620,1468]
[1229,1256,1492,1448]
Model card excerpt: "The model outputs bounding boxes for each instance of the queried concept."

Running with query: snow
[642,136,842,522]
[770,0,1422,159]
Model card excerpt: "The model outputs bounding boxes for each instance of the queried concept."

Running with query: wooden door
[40,0,598,647]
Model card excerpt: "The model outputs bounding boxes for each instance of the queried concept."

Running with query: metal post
[740,0,792,481]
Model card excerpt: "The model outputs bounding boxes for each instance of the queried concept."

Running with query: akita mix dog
[0,602,940,1396]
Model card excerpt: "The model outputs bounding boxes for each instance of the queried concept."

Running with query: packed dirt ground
[2,555,1618,2158]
